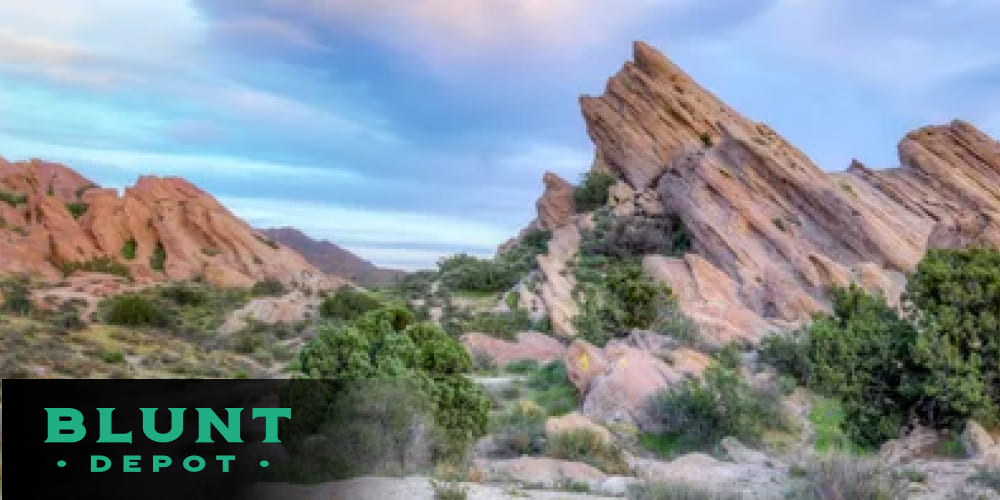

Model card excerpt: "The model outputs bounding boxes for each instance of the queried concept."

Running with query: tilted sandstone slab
[577,41,1000,338]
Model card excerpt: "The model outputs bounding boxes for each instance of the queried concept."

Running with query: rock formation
[260,226,404,287]
[535,171,576,230]
[524,41,1000,343]
[0,157,329,289]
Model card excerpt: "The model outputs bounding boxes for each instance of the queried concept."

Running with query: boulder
[461,331,566,368]
[545,412,613,445]
[962,420,997,459]
[565,339,608,393]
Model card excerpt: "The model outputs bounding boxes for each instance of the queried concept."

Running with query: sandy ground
[241,476,620,500]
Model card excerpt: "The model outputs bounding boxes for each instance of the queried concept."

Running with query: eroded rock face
[535,172,576,230]
[0,158,330,289]
[578,41,1000,338]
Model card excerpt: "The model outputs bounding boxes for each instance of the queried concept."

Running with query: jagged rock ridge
[537,41,1000,344]
[259,227,405,288]
[0,157,330,288]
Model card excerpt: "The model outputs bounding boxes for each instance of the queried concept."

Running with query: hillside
[0,157,329,289]
[259,227,405,287]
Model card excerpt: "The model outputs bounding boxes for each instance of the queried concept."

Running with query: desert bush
[104,294,171,327]
[574,171,617,213]
[430,478,468,500]
[546,429,628,474]
[490,400,547,456]
[970,467,1000,494]
[627,482,743,500]
[0,189,27,207]
[786,454,899,500]
[61,256,131,279]
[158,283,207,306]
[648,364,786,453]
[585,214,690,259]
[150,242,166,271]
[65,202,88,219]
[319,286,382,321]
[120,238,137,260]
[250,278,287,297]
[0,277,33,316]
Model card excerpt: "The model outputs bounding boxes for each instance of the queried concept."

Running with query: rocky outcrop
[535,172,576,230]
[0,157,331,289]
[564,332,710,430]
[260,227,404,287]
[577,41,1000,339]
[461,331,566,367]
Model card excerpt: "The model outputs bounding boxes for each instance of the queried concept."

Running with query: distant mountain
[259,227,405,288]
[0,157,329,289]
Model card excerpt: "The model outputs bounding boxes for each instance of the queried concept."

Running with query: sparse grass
[429,478,468,500]
[809,397,858,453]
[546,429,628,474]
[490,400,547,457]
[838,181,856,196]
[786,454,898,500]
[970,467,1000,493]
[0,189,27,207]
[254,234,280,250]
[250,278,287,297]
[60,256,131,279]
[772,217,786,232]
[627,482,742,500]
[699,132,713,147]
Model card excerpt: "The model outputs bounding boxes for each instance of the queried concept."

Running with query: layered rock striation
[0,158,327,288]
[531,41,1000,344]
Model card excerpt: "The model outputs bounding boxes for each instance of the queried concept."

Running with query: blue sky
[0,0,997,270]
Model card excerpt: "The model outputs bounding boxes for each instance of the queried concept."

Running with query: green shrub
[505,359,540,374]
[104,294,170,327]
[699,132,714,148]
[905,248,1000,429]
[438,254,517,294]
[546,429,628,474]
[0,189,27,207]
[526,360,578,416]
[296,306,489,462]
[573,259,673,346]
[0,277,33,316]
[150,242,166,271]
[100,349,125,364]
[61,256,131,279]
[460,310,533,340]
[759,329,811,382]
[120,238,137,260]
[574,171,617,213]
[65,202,88,219]
[250,278,287,297]
[158,283,207,306]
[648,364,786,454]
[319,286,382,321]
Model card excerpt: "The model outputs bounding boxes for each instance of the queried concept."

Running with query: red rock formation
[535,171,576,230]
[0,157,329,289]
[577,41,1000,341]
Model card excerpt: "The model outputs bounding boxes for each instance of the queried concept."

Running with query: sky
[0,0,997,270]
